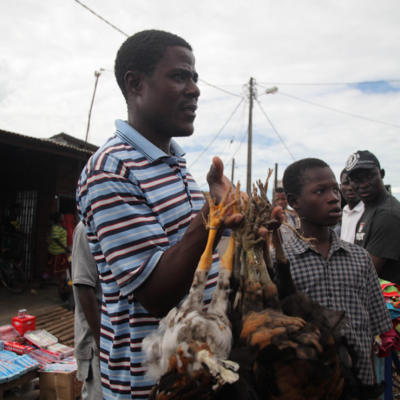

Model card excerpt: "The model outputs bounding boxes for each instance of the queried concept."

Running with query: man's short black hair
[340,168,348,182]
[115,30,192,100]
[275,187,285,193]
[283,158,329,197]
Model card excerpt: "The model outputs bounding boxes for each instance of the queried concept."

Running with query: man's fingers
[223,213,243,229]
[257,227,269,238]
[207,156,224,184]
[268,206,283,230]
[270,206,283,224]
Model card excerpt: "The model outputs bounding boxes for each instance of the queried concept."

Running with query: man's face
[275,192,288,210]
[340,172,360,207]
[347,167,385,204]
[294,167,341,227]
[137,46,200,140]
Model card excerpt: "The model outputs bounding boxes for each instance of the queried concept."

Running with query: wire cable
[197,128,248,189]
[256,100,296,161]
[279,91,400,129]
[74,0,129,37]
[218,100,246,157]
[224,128,248,169]
[199,79,244,98]
[258,80,400,86]
[188,98,244,169]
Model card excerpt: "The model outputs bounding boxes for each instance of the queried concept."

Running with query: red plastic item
[12,311,36,336]
[4,341,35,354]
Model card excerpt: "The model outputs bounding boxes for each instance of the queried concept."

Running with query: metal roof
[0,128,99,161]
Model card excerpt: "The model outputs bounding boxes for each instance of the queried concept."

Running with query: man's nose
[359,178,370,187]
[186,79,200,98]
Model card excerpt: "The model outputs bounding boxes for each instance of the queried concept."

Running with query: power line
[199,79,244,98]
[198,128,248,189]
[188,98,244,169]
[258,80,400,86]
[74,0,129,37]
[218,100,246,156]
[279,91,400,129]
[256,100,295,161]
[224,128,248,169]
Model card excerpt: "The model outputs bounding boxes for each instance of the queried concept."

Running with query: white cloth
[340,201,364,243]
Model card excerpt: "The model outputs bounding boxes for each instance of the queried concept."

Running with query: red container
[12,314,36,335]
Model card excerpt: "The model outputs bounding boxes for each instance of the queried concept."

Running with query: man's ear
[125,71,145,95]
[380,169,385,179]
[286,193,299,210]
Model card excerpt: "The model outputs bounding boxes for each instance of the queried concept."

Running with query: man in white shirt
[340,169,364,243]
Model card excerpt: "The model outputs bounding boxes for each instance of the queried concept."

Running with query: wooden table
[0,369,39,400]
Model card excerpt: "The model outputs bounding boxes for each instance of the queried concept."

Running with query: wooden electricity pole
[246,77,255,194]
[85,68,104,142]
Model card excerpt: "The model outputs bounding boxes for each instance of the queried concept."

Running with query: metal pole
[246,77,254,194]
[231,158,235,183]
[85,69,103,142]
[274,163,278,190]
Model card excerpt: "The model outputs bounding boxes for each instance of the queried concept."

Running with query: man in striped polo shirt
[77,30,280,400]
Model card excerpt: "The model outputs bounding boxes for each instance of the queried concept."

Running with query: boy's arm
[369,255,386,274]
[74,284,101,349]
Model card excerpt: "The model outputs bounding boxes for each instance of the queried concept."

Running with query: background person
[345,150,400,284]
[72,221,103,400]
[275,187,300,242]
[340,168,364,243]
[40,212,70,289]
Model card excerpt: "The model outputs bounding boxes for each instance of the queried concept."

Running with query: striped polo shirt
[76,120,220,400]
[48,224,67,254]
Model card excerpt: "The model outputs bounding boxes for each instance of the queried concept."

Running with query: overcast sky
[1,0,399,199]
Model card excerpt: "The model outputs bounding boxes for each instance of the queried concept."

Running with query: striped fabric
[48,224,67,254]
[272,229,392,384]
[76,120,220,400]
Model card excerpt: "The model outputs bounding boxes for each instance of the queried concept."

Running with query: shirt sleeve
[77,158,168,297]
[366,254,393,336]
[71,224,98,288]
[366,213,400,261]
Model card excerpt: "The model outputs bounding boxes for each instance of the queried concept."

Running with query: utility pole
[231,158,235,183]
[85,68,104,142]
[246,77,255,194]
[274,163,278,190]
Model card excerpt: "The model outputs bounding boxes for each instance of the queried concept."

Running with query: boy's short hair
[115,30,192,100]
[283,158,329,197]
[275,187,285,194]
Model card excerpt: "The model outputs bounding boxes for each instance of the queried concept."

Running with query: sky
[1,0,399,199]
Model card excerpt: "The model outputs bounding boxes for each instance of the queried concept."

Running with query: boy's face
[275,192,288,210]
[293,167,342,227]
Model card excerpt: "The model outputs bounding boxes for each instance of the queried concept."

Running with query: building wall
[0,142,89,278]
